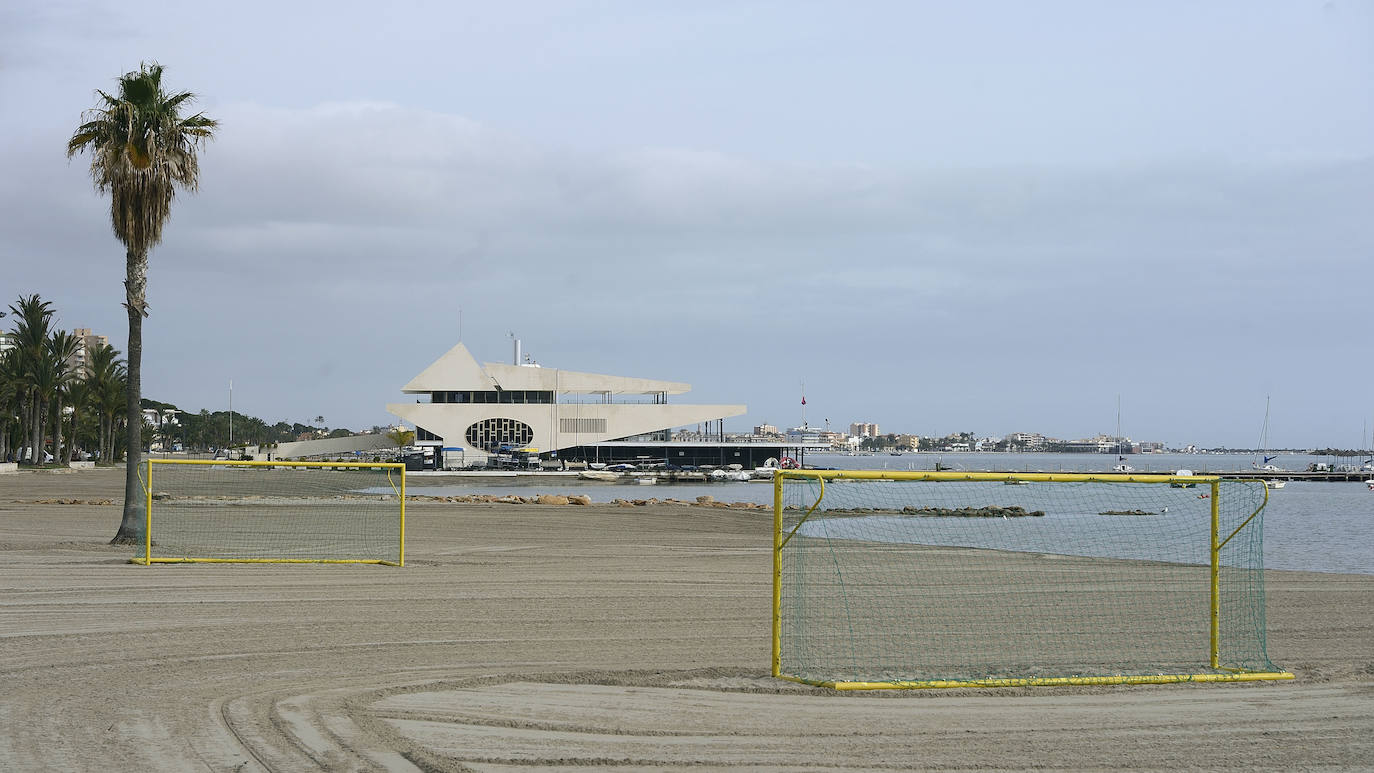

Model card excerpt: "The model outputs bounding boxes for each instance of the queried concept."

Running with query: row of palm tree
[1,294,128,465]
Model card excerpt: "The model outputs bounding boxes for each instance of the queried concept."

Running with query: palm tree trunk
[17,396,28,463]
[32,398,44,465]
[53,396,64,464]
[62,407,73,464]
[113,247,148,544]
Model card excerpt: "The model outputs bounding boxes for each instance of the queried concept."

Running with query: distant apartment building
[71,328,110,375]
[787,426,844,448]
[753,424,781,437]
[849,422,880,438]
[0,332,14,353]
[1059,434,1131,453]
[1005,432,1047,451]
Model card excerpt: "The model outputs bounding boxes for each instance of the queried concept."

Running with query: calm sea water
[394,452,1374,575]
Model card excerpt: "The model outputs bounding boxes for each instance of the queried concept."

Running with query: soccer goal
[772,470,1292,689]
[131,459,406,565]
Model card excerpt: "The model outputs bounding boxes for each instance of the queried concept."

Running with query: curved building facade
[386,343,746,466]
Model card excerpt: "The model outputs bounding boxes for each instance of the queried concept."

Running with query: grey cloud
[4,100,1371,445]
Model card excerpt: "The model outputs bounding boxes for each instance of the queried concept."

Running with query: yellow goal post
[772,469,1293,689]
[131,459,406,566]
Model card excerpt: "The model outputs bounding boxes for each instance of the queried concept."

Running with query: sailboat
[1255,397,1285,490]
[1362,418,1373,473]
[1112,395,1134,473]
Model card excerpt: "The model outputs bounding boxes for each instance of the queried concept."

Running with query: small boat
[1365,479,1374,491]
[1113,463,1135,473]
[588,462,608,470]
[1003,479,1028,486]
[1265,480,1285,490]
[635,476,657,485]
[578,471,619,482]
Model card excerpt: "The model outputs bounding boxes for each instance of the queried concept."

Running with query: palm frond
[67,62,216,253]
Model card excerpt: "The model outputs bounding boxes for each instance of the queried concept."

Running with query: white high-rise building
[849,422,880,438]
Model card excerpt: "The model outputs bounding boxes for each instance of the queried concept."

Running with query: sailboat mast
[1255,395,1275,467]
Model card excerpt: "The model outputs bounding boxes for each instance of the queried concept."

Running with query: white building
[386,343,746,466]
[1005,432,1047,451]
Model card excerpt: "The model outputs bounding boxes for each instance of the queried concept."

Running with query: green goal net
[132,460,405,565]
[772,471,1289,689]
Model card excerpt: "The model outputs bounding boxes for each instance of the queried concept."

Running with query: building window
[559,418,607,434]
[465,418,534,451]
[435,390,551,404]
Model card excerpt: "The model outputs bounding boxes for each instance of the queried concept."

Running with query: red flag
[801,396,806,405]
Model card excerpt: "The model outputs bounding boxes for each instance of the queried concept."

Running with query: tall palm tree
[27,347,59,464]
[85,342,125,463]
[0,348,20,462]
[63,378,90,464]
[8,295,55,464]
[47,331,81,464]
[67,62,216,543]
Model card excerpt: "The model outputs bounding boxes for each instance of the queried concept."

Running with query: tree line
[2,293,379,464]
[142,399,355,453]
[2,294,128,465]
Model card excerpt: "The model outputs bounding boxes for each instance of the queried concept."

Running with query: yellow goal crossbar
[131,459,406,566]
[771,469,1294,689]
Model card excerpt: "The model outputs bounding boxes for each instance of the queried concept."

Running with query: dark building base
[556,443,786,469]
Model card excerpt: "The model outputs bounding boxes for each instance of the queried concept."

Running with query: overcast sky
[3,1,1371,448]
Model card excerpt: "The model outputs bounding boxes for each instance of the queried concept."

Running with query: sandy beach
[2,467,1371,771]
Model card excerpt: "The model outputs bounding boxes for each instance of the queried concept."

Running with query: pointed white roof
[401,342,494,393]
[402,342,693,395]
